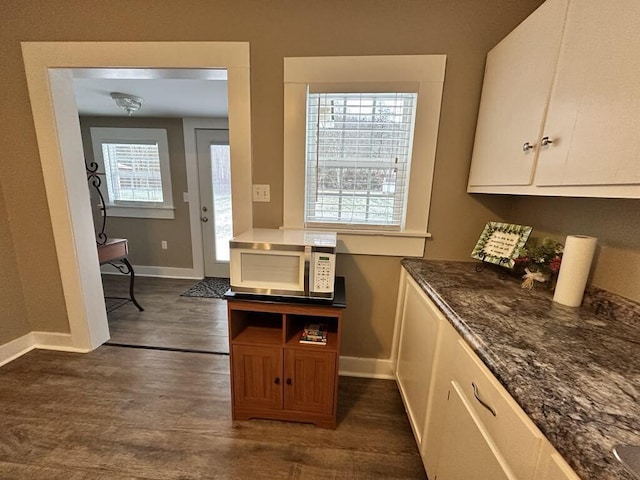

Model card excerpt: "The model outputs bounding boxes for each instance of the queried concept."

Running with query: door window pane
[211,144,232,262]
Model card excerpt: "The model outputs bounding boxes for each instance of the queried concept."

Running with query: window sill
[336,231,430,256]
[282,227,430,256]
[105,205,175,220]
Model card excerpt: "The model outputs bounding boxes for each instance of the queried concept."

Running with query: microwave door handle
[304,247,311,296]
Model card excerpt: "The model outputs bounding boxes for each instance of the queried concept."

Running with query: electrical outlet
[252,184,270,202]
[161,240,168,250]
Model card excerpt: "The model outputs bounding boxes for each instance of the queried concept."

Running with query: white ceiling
[72,68,229,118]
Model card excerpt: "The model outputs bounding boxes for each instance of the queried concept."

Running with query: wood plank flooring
[0,347,427,480]
[102,274,229,354]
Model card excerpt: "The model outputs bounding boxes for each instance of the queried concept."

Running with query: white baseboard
[31,331,92,353]
[100,264,201,280]
[0,333,35,367]
[3,335,395,381]
[339,355,395,379]
[0,331,92,367]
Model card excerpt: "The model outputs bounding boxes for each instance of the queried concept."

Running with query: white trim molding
[21,42,253,351]
[283,55,446,256]
[0,332,91,367]
[100,264,202,280]
[31,332,92,352]
[338,355,395,379]
[0,334,34,368]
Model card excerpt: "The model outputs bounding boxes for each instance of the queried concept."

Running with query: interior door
[196,129,233,278]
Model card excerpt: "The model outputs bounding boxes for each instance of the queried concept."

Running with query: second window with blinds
[284,55,446,256]
[89,127,175,219]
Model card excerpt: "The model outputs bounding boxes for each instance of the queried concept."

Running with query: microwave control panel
[311,252,336,293]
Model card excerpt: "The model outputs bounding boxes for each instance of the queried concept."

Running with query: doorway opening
[22,42,253,352]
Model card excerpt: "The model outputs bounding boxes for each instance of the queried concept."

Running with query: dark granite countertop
[401,259,640,480]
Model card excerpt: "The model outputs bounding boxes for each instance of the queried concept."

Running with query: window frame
[304,91,418,230]
[283,55,447,256]
[90,127,175,219]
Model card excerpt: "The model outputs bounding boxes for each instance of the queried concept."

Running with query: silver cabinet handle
[472,382,496,416]
[541,136,554,146]
[522,142,535,152]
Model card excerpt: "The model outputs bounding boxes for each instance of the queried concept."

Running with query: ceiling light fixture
[110,92,143,116]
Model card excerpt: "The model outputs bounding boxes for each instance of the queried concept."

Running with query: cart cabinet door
[284,349,336,415]
[232,344,283,410]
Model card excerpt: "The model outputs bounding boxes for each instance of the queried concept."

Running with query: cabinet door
[232,345,283,410]
[468,0,568,187]
[395,275,441,447]
[435,381,515,480]
[283,349,336,415]
[536,0,640,187]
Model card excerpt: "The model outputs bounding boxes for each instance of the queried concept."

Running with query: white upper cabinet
[535,0,640,188]
[468,0,568,187]
[468,0,640,198]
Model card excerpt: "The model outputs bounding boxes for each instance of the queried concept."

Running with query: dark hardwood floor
[0,346,427,479]
[0,274,426,478]
[102,274,229,354]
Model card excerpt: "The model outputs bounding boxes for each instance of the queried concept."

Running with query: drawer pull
[472,382,496,416]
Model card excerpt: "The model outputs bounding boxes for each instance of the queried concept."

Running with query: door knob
[202,206,208,212]
[201,217,208,222]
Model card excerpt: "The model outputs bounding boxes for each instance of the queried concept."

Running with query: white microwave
[229,228,337,300]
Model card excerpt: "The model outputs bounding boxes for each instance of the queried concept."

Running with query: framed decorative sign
[471,222,532,269]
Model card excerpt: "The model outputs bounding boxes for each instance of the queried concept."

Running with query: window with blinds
[90,127,174,219]
[102,142,163,203]
[305,92,418,230]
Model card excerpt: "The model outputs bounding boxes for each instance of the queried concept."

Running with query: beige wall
[80,117,193,268]
[2,0,557,356]
[0,184,30,344]
[510,197,640,303]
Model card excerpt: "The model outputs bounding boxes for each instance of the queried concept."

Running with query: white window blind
[305,92,418,230]
[90,127,174,219]
[102,142,163,203]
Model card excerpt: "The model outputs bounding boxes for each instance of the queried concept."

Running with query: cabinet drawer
[453,339,543,480]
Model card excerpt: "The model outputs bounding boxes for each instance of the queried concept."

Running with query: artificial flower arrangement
[513,237,564,289]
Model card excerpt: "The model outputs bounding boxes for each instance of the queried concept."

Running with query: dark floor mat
[180,277,230,298]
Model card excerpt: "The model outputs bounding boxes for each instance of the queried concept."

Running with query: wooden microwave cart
[224,277,345,429]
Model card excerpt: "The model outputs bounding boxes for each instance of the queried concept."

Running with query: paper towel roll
[553,235,597,307]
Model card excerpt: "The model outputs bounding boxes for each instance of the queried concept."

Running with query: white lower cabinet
[393,268,581,480]
[394,270,443,449]
[431,335,543,479]
[435,380,514,480]
[535,442,582,480]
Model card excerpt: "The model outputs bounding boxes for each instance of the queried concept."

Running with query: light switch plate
[252,184,270,202]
